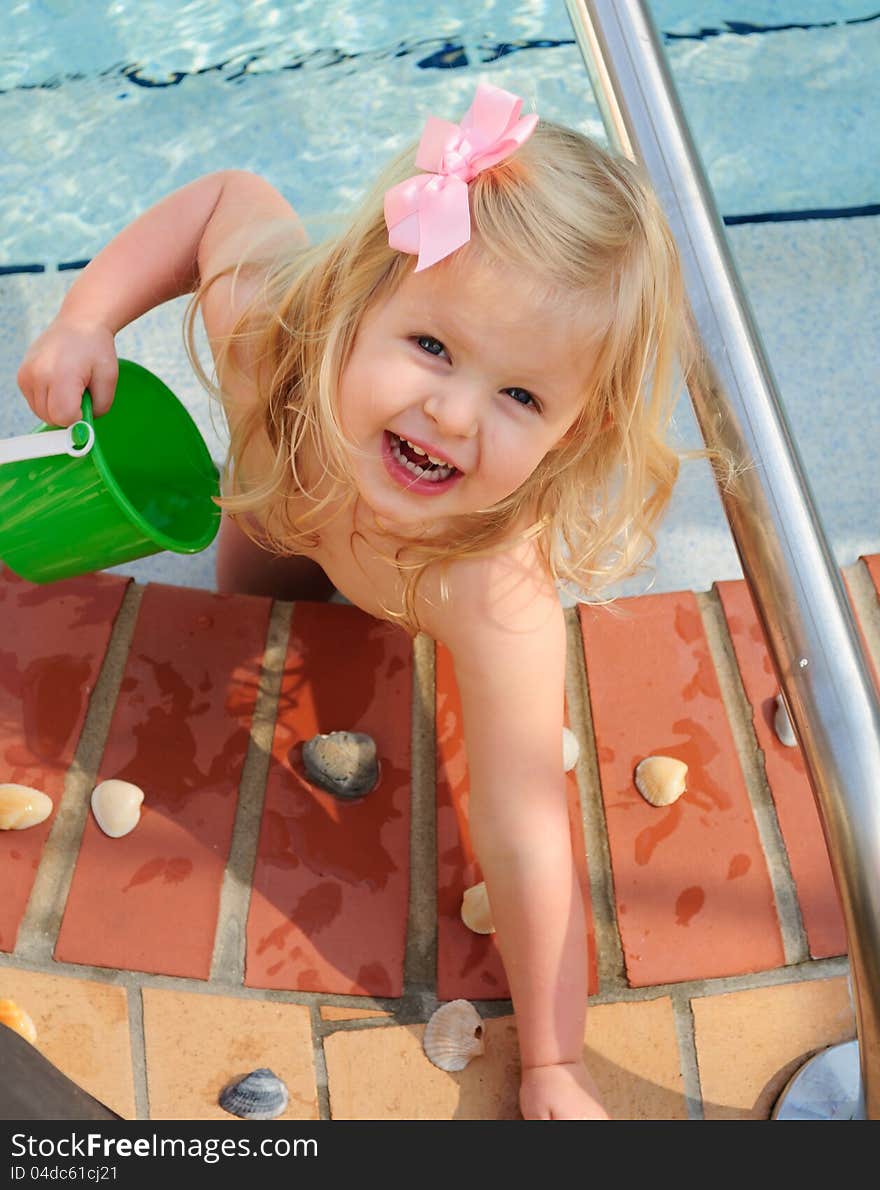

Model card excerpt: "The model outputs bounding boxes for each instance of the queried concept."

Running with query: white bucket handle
[0,421,95,466]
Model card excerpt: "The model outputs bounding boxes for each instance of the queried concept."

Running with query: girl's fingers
[87,358,119,417]
[46,378,89,427]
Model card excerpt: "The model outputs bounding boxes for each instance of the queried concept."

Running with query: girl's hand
[17,317,118,426]
[519,1060,610,1120]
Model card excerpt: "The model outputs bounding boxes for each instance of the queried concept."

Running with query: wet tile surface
[0,568,128,951]
[716,580,846,958]
[246,602,412,995]
[579,592,785,986]
[693,976,855,1120]
[0,967,135,1118]
[55,584,271,977]
[142,988,317,1120]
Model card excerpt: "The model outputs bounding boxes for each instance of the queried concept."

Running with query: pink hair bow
[384,83,538,272]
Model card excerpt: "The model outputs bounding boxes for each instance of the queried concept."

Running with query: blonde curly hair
[186,117,691,634]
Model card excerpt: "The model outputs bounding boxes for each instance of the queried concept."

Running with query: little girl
[17,83,687,1120]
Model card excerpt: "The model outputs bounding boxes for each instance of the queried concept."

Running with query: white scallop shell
[461,881,495,935]
[423,1000,485,1072]
[634,756,688,807]
[774,694,798,748]
[562,727,580,772]
[0,784,53,830]
[91,779,144,838]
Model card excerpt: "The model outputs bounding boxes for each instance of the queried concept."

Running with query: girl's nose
[422,386,479,439]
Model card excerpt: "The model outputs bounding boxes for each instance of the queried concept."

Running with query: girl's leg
[215,512,335,601]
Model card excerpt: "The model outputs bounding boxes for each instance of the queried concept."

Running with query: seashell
[774,695,798,748]
[302,731,379,799]
[0,784,53,831]
[219,1068,288,1120]
[562,727,580,772]
[0,998,37,1045]
[634,755,688,807]
[91,779,144,838]
[461,881,495,935]
[423,999,485,1072]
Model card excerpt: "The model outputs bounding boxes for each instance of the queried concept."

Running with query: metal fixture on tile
[772,1041,860,1120]
[563,727,580,772]
[0,784,53,830]
[218,1068,289,1120]
[90,779,144,838]
[773,695,798,748]
[423,1000,485,1072]
[461,881,495,935]
[301,731,379,799]
[633,756,688,807]
[0,999,37,1045]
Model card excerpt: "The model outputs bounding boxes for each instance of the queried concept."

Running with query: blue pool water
[0,3,877,595]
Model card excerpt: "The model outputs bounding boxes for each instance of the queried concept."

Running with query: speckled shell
[774,695,798,748]
[562,727,580,772]
[461,881,495,935]
[0,784,53,831]
[423,1000,485,1072]
[91,779,144,838]
[634,756,688,807]
[0,998,37,1044]
[219,1068,289,1120]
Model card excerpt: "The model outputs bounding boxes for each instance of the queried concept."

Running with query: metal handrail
[565,0,880,1118]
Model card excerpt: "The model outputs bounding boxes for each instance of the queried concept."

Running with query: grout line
[670,991,705,1120]
[209,599,292,984]
[402,631,438,998]
[844,560,880,674]
[127,985,150,1122]
[311,1005,331,1121]
[14,581,144,963]
[563,606,628,994]
[697,588,809,965]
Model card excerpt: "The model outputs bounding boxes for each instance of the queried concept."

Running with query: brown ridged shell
[461,882,495,935]
[634,756,688,807]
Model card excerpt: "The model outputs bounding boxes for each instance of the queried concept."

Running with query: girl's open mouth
[382,431,463,494]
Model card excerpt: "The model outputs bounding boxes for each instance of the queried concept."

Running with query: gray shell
[219,1068,289,1120]
[302,731,379,799]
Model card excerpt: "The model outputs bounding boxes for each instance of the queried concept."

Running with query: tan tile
[586,998,688,1120]
[0,968,135,1118]
[693,976,855,1119]
[324,1016,520,1120]
[142,989,317,1120]
[320,1006,393,1021]
[325,998,686,1120]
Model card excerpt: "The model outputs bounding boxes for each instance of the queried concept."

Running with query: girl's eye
[416,335,447,358]
[505,387,539,411]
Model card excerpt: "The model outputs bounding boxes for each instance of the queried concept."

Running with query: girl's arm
[433,545,608,1120]
[17,170,303,425]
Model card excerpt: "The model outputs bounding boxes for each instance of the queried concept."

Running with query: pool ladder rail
[566,0,880,1120]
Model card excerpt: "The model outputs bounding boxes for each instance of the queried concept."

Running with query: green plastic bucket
[0,359,221,583]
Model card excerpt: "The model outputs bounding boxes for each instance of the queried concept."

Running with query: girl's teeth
[390,434,456,482]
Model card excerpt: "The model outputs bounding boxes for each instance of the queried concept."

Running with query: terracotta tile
[246,603,411,996]
[693,976,855,1119]
[324,1015,521,1120]
[862,554,880,595]
[55,583,271,977]
[142,988,317,1120]
[435,643,597,1000]
[0,568,128,952]
[583,998,687,1120]
[716,581,846,958]
[319,1005,393,1021]
[0,967,135,1118]
[325,998,685,1120]
[579,593,784,986]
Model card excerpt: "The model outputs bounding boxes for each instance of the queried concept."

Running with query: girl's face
[336,252,596,533]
